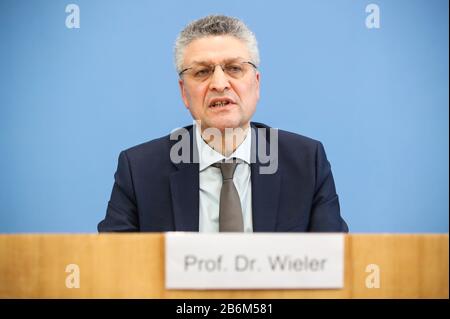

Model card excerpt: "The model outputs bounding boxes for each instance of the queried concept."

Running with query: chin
[211,119,243,132]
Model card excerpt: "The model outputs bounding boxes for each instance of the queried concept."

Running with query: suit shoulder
[252,121,321,148]
[278,129,321,148]
[123,135,170,158]
[120,125,194,164]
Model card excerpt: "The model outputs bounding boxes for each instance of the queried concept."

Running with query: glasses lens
[185,62,253,81]
[224,63,245,78]
[191,66,212,80]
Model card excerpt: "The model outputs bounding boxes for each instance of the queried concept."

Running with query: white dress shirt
[195,125,253,232]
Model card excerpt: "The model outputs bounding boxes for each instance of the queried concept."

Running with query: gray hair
[174,15,260,74]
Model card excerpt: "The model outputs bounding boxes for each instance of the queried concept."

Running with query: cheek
[238,81,259,103]
[190,86,208,105]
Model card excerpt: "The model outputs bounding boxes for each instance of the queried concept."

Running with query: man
[98,15,348,232]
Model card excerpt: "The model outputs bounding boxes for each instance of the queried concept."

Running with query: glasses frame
[178,61,258,79]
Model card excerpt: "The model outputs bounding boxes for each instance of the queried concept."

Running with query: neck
[200,124,249,157]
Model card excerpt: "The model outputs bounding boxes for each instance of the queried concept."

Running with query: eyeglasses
[179,61,257,81]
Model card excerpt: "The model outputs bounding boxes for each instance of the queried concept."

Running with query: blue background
[0,0,448,233]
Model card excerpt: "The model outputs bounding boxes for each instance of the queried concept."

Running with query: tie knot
[213,160,239,180]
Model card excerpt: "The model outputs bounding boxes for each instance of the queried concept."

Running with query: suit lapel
[169,126,199,231]
[250,124,281,232]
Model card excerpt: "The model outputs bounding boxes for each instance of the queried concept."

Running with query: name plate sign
[165,233,344,289]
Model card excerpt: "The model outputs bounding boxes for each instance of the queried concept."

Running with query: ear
[255,71,260,101]
[179,79,190,109]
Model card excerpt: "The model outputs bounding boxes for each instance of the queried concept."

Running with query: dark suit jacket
[98,122,348,232]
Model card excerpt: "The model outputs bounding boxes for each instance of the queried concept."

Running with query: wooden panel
[0,234,447,298]
[349,234,448,298]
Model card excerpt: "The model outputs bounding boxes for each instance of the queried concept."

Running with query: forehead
[182,35,251,65]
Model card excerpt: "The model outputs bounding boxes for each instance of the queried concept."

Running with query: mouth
[208,98,237,109]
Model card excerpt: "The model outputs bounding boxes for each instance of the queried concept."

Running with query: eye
[193,67,211,78]
[225,64,243,74]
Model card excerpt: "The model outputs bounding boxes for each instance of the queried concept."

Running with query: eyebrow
[190,57,247,65]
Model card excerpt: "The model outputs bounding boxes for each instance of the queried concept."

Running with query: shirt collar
[195,124,252,171]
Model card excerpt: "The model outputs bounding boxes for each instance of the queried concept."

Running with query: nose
[209,65,230,92]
